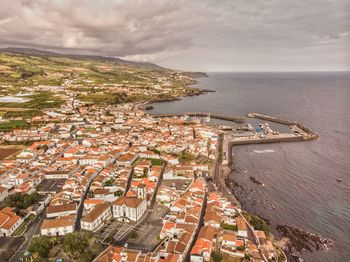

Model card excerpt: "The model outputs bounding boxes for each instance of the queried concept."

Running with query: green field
[0,51,203,111]
[0,120,29,131]
[0,51,196,90]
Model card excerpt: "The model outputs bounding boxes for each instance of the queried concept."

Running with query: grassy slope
[0,52,200,106]
[0,52,192,89]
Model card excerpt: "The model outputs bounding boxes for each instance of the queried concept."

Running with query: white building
[0,186,8,202]
[0,207,24,236]
[46,203,77,218]
[40,217,74,236]
[81,203,112,232]
[236,217,248,238]
[112,185,147,222]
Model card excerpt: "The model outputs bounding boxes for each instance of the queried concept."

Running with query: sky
[0,0,349,72]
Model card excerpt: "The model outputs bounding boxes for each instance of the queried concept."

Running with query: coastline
[143,75,337,261]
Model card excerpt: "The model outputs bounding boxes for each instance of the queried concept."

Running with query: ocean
[148,72,350,261]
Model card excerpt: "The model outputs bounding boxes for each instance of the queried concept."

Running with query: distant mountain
[0,47,163,69]
[180,71,208,78]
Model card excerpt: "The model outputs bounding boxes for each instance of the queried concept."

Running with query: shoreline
[141,75,333,261]
[145,106,326,261]
[139,88,217,109]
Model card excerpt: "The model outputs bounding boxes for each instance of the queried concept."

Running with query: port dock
[151,112,245,123]
[247,112,319,140]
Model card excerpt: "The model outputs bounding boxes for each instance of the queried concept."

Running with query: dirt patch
[0,148,21,160]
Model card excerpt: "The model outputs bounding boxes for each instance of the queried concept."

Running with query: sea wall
[247,112,319,140]
[151,112,245,123]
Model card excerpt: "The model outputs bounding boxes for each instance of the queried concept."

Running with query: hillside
[0,48,203,110]
[0,47,163,69]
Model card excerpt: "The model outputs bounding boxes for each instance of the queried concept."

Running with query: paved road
[10,213,46,262]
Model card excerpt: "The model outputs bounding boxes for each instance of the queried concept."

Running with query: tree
[104,179,114,187]
[143,167,148,177]
[28,236,54,258]
[212,252,222,262]
[114,190,123,197]
[3,192,40,210]
[237,245,245,251]
[130,231,138,239]
[63,232,90,255]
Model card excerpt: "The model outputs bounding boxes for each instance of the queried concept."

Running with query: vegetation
[0,92,64,109]
[212,252,222,262]
[1,192,40,210]
[150,158,164,166]
[28,236,59,259]
[3,110,41,119]
[28,232,103,261]
[103,179,115,187]
[244,253,251,260]
[0,51,201,109]
[1,140,33,146]
[77,92,130,105]
[0,51,194,88]
[179,151,196,164]
[130,230,138,239]
[13,214,36,236]
[0,120,29,131]
[114,190,123,197]
[222,223,237,231]
[236,245,245,251]
[242,212,269,232]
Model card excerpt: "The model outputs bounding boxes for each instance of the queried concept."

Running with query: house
[190,238,212,262]
[116,153,137,167]
[112,185,147,222]
[81,203,112,232]
[84,199,106,211]
[0,186,8,202]
[236,217,248,238]
[46,203,77,218]
[204,211,221,229]
[40,217,74,236]
[0,207,23,236]
[222,232,237,248]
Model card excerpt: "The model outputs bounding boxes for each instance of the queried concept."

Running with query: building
[116,153,138,167]
[0,207,23,236]
[46,203,77,218]
[190,238,212,262]
[236,217,248,238]
[112,185,147,222]
[40,217,74,236]
[81,203,112,232]
[0,186,9,202]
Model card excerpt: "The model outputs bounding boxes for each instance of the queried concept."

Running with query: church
[112,184,147,222]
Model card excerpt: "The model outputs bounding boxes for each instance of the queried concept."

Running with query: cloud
[0,0,349,71]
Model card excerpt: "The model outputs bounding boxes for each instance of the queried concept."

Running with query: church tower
[137,183,146,199]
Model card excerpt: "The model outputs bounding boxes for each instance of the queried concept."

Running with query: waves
[253,149,275,154]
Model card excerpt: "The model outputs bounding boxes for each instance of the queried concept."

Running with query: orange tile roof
[0,207,21,230]
[47,203,77,214]
[41,217,74,229]
[81,203,110,223]
[113,196,144,208]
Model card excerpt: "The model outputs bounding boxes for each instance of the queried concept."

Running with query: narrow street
[10,212,46,262]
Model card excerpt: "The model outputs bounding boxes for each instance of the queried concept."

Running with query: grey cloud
[0,0,349,71]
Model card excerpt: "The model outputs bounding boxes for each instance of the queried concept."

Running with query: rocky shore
[276,225,334,262]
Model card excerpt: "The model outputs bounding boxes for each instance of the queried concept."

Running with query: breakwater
[229,135,303,145]
[247,112,319,140]
[151,112,245,123]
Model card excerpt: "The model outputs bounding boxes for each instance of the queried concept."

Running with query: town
[0,91,296,262]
